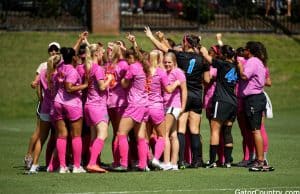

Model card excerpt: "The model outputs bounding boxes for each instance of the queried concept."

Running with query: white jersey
[36,62,47,74]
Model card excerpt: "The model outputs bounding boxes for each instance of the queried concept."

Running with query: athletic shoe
[249,165,275,172]
[161,163,173,171]
[248,160,264,171]
[138,166,150,172]
[86,164,108,173]
[72,166,86,173]
[205,162,217,168]
[24,155,33,170]
[151,158,162,169]
[190,160,203,168]
[59,166,70,174]
[236,160,249,167]
[246,160,256,168]
[25,164,39,174]
[171,164,179,171]
[178,161,190,169]
[264,160,269,166]
[224,163,231,168]
[112,165,128,172]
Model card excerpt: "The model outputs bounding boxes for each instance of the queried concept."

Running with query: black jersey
[169,49,209,97]
[212,59,238,106]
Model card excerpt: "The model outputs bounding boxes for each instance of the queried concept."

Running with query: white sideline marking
[59,186,300,194]
[0,127,20,132]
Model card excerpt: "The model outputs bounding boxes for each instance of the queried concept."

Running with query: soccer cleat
[112,165,128,172]
[178,161,190,169]
[236,160,249,167]
[161,163,173,171]
[24,155,33,170]
[138,166,150,172]
[151,158,162,169]
[205,162,217,168]
[248,160,265,172]
[86,164,108,173]
[249,165,275,172]
[224,163,231,168]
[189,160,204,168]
[72,166,86,173]
[171,164,179,171]
[58,166,70,174]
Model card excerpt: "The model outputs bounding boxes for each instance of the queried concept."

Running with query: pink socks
[154,137,165,160]
[137,138,148,169]
[72,136,82,168]
[118,135,129,167]
[56,137,67,167]
[88,138,104,166]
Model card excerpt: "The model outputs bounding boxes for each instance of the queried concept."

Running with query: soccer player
[28,54,62,173]
[200,45,238,168]
[144,26,210,168]
[161,52,187,170]
[53,47,88,173]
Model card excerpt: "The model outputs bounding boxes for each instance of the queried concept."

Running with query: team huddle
[24,28,274,174]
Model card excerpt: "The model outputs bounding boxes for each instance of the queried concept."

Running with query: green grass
[0,32,300,193]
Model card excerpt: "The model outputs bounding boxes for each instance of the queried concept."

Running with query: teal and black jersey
[212,59,238,106]
[168,49,209,98]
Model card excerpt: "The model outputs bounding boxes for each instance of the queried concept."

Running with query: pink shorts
[148,107,165,125]
[122,105,148,123]
[53,101,83,121]
[84,104,109,126]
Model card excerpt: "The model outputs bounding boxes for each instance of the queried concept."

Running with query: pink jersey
[54,63,82,107]
[164,67,186,108]
[75,64,87,103]
[39,70,55,114]
[203,66,217,109]
[85,63,107,107]
[236,57,247,98]
[76,64,85,81]
[106,60,129,108]
[240,57,266,97]
[148,68,169,108]
[265,67,270,79]
[125,61,148,106]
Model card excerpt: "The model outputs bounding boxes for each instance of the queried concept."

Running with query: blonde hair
[164,52,178,67]
[47,54,61,89]
[84,43,99,74]
[111,44,121,64]
[149,50,160,68]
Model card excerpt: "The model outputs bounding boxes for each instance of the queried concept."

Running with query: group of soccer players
[24,28,274,174]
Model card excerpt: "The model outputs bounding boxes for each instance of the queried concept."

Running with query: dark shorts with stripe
[212,101,237,122]
[244,93,266,131]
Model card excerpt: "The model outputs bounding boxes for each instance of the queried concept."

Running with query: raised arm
[155,31,172,50]
[73,31,89,54]
[200,46,213,64]
[126,32,143,61]
[144,26,169,53]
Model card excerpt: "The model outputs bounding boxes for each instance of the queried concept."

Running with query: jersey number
[225,68,237,83]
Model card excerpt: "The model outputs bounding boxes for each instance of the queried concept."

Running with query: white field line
[59,186,300,194]
[0,127,20,132]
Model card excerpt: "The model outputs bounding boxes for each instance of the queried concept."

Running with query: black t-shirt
[169,49,209,97]
[212,59,238,106]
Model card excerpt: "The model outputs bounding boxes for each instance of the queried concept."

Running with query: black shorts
[185,95,203,114]
[244,93,266,131]
[212,101,237,122]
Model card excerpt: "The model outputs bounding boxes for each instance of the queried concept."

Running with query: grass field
[0,32,300,194]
